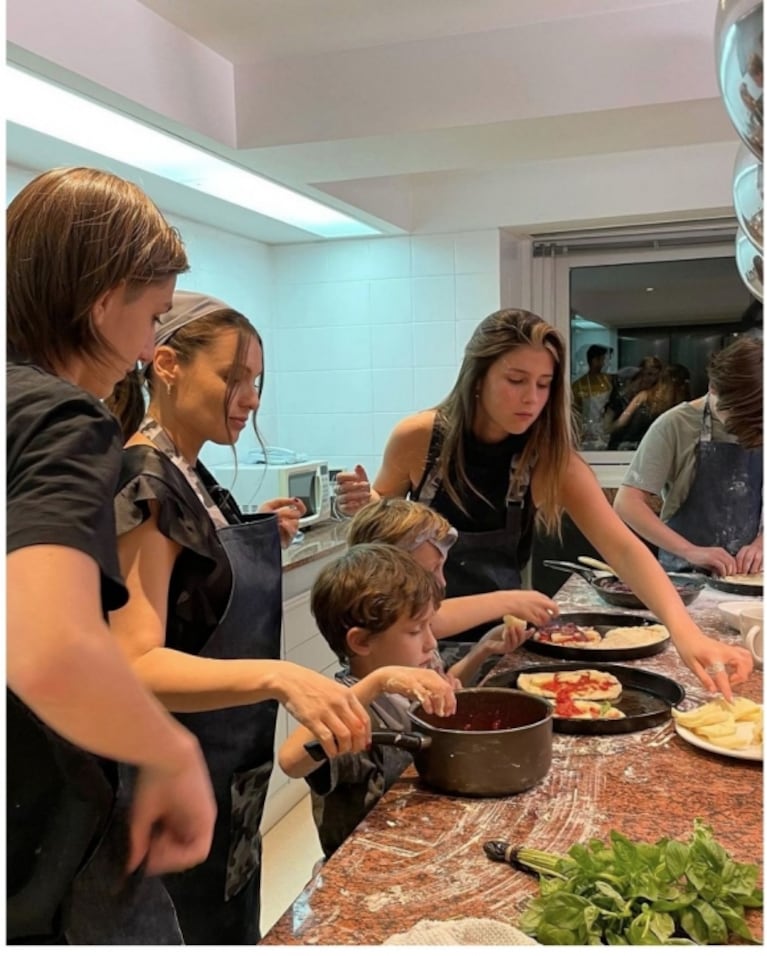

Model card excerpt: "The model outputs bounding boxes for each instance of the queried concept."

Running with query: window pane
[569,257,758,452]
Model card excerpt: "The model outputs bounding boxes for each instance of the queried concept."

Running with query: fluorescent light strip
[6,66,380,238]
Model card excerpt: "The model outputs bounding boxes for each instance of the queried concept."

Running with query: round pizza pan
[483,662,685,736]
[703,576,763,597]
[524,612,670,662]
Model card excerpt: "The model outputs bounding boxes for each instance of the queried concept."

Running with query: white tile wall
[271,231,501,474]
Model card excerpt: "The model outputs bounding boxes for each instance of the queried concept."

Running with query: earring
[166,382,172,396]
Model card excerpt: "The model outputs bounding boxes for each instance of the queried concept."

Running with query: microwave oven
[210,460,331,528]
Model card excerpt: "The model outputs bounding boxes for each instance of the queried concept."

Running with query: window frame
[531,239,741,469]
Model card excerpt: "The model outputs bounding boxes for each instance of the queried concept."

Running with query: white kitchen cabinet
[262,566,341,834]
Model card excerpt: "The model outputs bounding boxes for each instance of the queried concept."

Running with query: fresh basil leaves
[512,819,762,945]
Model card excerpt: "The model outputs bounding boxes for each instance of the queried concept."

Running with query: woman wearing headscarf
[107,291,371,944]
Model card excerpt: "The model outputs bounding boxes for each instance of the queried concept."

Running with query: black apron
[660,400,763,572]
[162,514,282,945]
[8,645,182,944]
[413,425,534,648]
[6,695,117,942]
[117,423,284,945]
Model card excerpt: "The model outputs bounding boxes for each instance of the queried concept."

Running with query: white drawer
[290,634,338,674]
[283,592,320,654]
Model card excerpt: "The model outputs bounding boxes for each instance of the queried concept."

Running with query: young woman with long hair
[335,309,752,698]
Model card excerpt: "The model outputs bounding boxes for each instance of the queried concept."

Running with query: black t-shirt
[7,362,129,608]
[6,363,127,940]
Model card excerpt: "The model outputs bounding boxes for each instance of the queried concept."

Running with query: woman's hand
[258,497,306,548]
[673,628,753,701]
[275,663,371,759]
[376,665,458,717]
[128,735,217,877]
[334,464,374,517]
[500,591,559,627]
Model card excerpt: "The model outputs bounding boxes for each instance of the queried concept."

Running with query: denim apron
[130,422,283,944]
[659,399,763,572]
[413,425,534,650]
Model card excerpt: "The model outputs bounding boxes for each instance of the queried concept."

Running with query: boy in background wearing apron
[614,336,762,578]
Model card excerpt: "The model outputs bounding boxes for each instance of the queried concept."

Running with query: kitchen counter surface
[261,576,763,945]
[281,519,349,571]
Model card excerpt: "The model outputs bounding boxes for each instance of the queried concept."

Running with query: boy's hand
[377,666,458,717]
[476,619,530,658]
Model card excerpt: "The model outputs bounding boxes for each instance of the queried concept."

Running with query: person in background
[6,167,216,944]
[106,291,370,945]
[614,337,763,577]
[334,309,752,698]
[277,544,458,859]
[605,354,663,427]
[608,362,692,451]
[571,343,615,448]
[346,498,558,670]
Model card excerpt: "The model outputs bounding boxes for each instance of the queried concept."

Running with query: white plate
[675,722,763,762]
[718,600,763,631]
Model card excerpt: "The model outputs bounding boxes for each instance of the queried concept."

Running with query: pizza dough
[599,624,669,649]
[503,614,526,630]
[531,622,667,649]
[517,669,622,701]
[554,698,626,720]
[719,572,763,587]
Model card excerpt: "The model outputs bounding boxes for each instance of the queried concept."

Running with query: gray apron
[660,399,763,572]
[138,421,283,944]
[413,426,534,648]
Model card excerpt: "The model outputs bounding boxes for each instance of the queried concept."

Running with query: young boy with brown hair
[346,497,559,675]
[278,543,458,858]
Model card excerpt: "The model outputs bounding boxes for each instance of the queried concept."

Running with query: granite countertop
[262,575,763,945]
[281,518,350,571]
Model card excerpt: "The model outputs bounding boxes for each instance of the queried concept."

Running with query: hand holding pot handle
[304,731,431,762]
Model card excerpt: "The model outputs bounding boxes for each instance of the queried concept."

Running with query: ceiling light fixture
[645,287,655,292]
[6,65,381,239]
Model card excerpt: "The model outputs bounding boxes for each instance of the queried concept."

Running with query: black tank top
[423,428,531,535]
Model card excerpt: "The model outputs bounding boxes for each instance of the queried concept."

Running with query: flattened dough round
[719,572,763,586]
[517,669,622,701]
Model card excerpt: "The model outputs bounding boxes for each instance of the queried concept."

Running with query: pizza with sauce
[517,669,622,701]
[554,698,625,720]
[532,622,601,645]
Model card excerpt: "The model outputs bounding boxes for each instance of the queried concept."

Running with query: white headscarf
[155,290,233,345]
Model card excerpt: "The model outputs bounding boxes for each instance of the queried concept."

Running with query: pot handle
[303,730,431,763]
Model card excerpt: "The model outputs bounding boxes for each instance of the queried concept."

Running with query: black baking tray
[686,573,762,598]
[524,612,670,662]
[483,662,685,735]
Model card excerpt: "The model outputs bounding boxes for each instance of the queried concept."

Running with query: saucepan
[305,688,553,797]
[543,559,704,610]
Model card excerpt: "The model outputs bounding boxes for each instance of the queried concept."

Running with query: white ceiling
[7,0,740,243]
